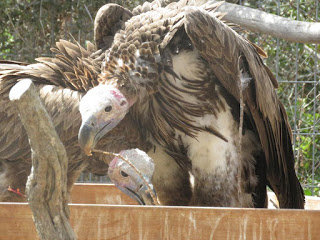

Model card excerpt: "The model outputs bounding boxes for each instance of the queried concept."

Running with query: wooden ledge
[70,183,137,205]
[1,203,320,240]
[1,184,319,239]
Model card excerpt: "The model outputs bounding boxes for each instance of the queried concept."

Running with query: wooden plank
[304,196,320,210]
[0,203,320,240]
[70,183,137,205]
[71,184,320,209]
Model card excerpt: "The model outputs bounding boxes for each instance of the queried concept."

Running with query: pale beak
[122,183,157,205]
[78,115,122,156]
[137,183,157,205]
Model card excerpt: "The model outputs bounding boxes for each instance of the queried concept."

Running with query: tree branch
[211,1,320,44]
[9,79,76,240]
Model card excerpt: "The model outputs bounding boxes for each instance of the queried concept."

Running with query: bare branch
[9,79,76,240]
[212,1,320,44]
[84,4,94,24]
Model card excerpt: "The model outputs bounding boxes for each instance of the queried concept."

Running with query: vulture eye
[104,105,112,112]
[120,171,129,177]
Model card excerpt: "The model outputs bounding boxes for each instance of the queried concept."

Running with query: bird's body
[0,1,185,204]
[133,40,260,207]
[79,1,304,208]
[0,40,146,201]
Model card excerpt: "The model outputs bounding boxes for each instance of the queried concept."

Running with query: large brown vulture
[0,39,149,201]
[0,0,183,203]
[0,0,190,205]
[78,1,304,208]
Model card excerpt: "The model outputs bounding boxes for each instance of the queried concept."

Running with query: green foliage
[0,0,148,61]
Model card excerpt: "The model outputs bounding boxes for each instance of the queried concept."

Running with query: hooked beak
[137,184,157,205]
[78,115,122,156]
[125,187,146,205]
[123,183,157,205]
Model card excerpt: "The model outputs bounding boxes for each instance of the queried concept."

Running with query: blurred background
[0,0,318,196]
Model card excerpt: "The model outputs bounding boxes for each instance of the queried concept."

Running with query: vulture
[0,0,175,203]
[108,148,157,205]
[78,1,304,208]
[0,41,146,202]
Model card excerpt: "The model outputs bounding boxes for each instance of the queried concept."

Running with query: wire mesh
[238,0,319,196]
[0,0,319,195]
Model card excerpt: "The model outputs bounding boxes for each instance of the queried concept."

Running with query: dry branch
[9,79,76,240]
[211,1,320,44]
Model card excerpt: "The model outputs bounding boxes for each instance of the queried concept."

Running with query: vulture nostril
[120,100,127,106]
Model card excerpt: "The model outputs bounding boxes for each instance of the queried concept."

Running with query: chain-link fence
[236,0,319,196]
[1,0,319,195]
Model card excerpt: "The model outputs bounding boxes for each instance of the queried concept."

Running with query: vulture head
[78,47,160,155]
[78,1,206,154]
[107,149,157,205]
[78,85,132,155]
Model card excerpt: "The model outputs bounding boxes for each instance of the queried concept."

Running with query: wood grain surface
[1,184,319,240]
[1,203,320,240]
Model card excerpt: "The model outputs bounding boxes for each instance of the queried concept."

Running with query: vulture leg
[252,153,268,208]
[188,128,261,208]
[190,173,237,207]
[0,160,89,202]
[0,160,30,202]
[148,145,192,206]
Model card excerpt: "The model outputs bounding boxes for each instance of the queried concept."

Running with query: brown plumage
[1,1,189,206]
[94,0,175,50]
[0,40,146,202]
[94,4,132,50]
[78,1,304,208]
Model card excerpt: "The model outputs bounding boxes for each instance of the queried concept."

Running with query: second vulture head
[107,149,157,205]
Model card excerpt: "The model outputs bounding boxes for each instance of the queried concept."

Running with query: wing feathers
[184,8,304,208]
